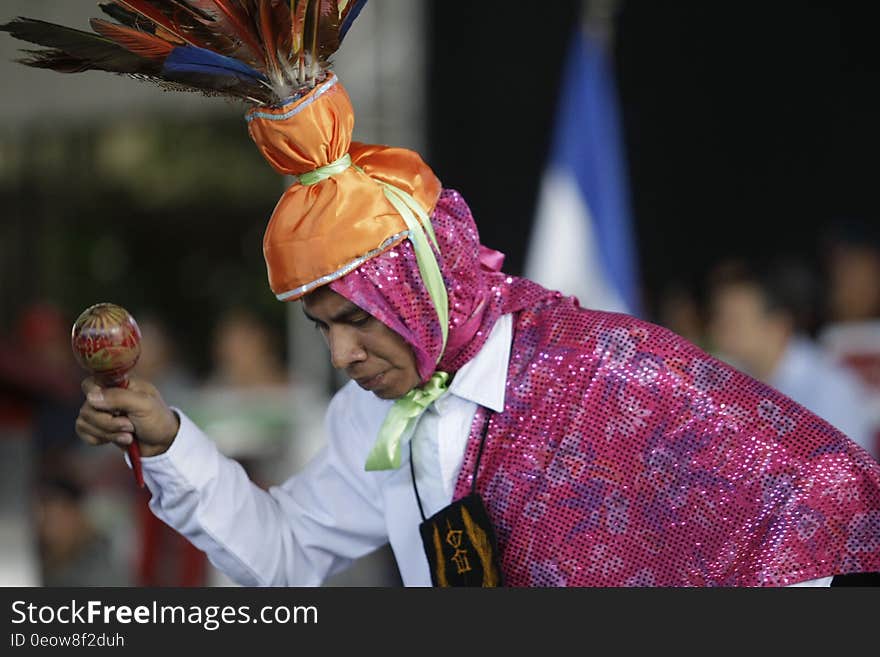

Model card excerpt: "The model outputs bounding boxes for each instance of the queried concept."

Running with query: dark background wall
[2,1,877,373]
[427,1,879,316]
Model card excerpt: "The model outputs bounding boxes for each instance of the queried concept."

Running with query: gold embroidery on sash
[432,523,448,587]
[461,505,499,587]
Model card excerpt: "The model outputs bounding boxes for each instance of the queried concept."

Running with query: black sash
[411,410,503,587]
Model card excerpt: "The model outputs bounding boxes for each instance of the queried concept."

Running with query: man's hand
[76,377,180,458]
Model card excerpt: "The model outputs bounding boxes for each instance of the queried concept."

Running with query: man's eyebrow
[302,303,367,324]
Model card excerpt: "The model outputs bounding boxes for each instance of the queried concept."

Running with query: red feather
[154,26,186,45]
[273,1,293,61]
[191,0,265,62]
[317,0,340,60]
[255,0,291,83]
[89,18,175,60]
[292,0,308,79]
[106,1,228,55]
[110,0,197,46]
[163,0,215,21]
[306,0,319,80]
[258,0,280,80]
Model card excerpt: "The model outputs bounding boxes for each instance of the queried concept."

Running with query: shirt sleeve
[139,389,390,586]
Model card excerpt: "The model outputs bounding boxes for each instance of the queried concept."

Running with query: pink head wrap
[330,188,554,383]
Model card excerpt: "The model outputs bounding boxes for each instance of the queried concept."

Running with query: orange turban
[246,74,442,300]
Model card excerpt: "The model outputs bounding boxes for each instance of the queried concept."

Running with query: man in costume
[5,2,880,586]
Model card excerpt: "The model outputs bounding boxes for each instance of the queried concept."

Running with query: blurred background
[1,0,878,587]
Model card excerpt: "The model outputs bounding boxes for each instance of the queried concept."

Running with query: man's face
[302,287,421,399]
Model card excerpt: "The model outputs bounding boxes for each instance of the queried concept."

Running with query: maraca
[71,303,144,487]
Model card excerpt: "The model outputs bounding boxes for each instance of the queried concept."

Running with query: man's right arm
[76,378,391,585]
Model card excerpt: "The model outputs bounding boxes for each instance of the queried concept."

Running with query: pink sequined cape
[333,189,880,586]
[454,296,880,586]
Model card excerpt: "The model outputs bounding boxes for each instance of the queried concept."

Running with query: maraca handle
[117,378,145,489]
[127,441,144,489]
[97,376,145,489]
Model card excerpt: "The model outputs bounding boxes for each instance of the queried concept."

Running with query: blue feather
[162,46,267,82]
[339,0,368,43]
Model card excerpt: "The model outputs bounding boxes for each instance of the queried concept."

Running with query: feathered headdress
[1,1,443,312]
[1,1,367,105]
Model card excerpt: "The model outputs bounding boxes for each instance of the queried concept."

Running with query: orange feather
[258,0,280,78]
[292,0,308,78]
[89,18,175,60]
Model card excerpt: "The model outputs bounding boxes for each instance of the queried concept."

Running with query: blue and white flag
[524,27,640,315]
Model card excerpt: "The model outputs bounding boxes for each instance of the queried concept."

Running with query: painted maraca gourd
[71,303,141,387]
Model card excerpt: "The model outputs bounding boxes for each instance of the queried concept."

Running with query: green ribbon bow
[364,372,450,470]
[293,153,352,186]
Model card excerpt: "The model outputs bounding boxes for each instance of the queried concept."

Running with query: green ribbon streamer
[378,182,448,355]
[368,183,451,471]
[294,153,352,186]
[364,372,449,470]
[293,154,452,471]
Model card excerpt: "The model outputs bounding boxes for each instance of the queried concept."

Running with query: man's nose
[327,327,367,369]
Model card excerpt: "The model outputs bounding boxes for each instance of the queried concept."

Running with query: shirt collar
[445,313,512,413]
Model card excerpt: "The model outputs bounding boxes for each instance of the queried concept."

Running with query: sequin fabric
[332,189,880,586]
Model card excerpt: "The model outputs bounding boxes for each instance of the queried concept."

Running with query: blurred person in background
[13,302,81,456]
[35,471,131,587]
[707,257,877,459]
[196,306,292,479]
[132,313,197,407]
[654,281,706,349]
[823,219,880,327]
[208,307,288,388]
[819,219,880,459]
[0,300,80,586]
[1,302,138,587]
[128,312,203,587]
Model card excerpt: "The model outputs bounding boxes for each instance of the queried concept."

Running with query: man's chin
[371,387,402,400]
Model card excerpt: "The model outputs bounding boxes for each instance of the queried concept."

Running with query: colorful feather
[109,0,199,46]
[292,0,309,84]
[187,0,265,63]
[0,18,155,74]
[316,0,341,63]
[1,0,370,105]
[258,0,282,84]
[338,0,366,44]
[162,44,266,82]
[90,18,175,60]
[164,0,216,22]
[98,2,152,30]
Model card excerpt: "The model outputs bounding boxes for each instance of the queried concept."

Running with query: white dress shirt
[141,314,512,587]
[139,312,831,587]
